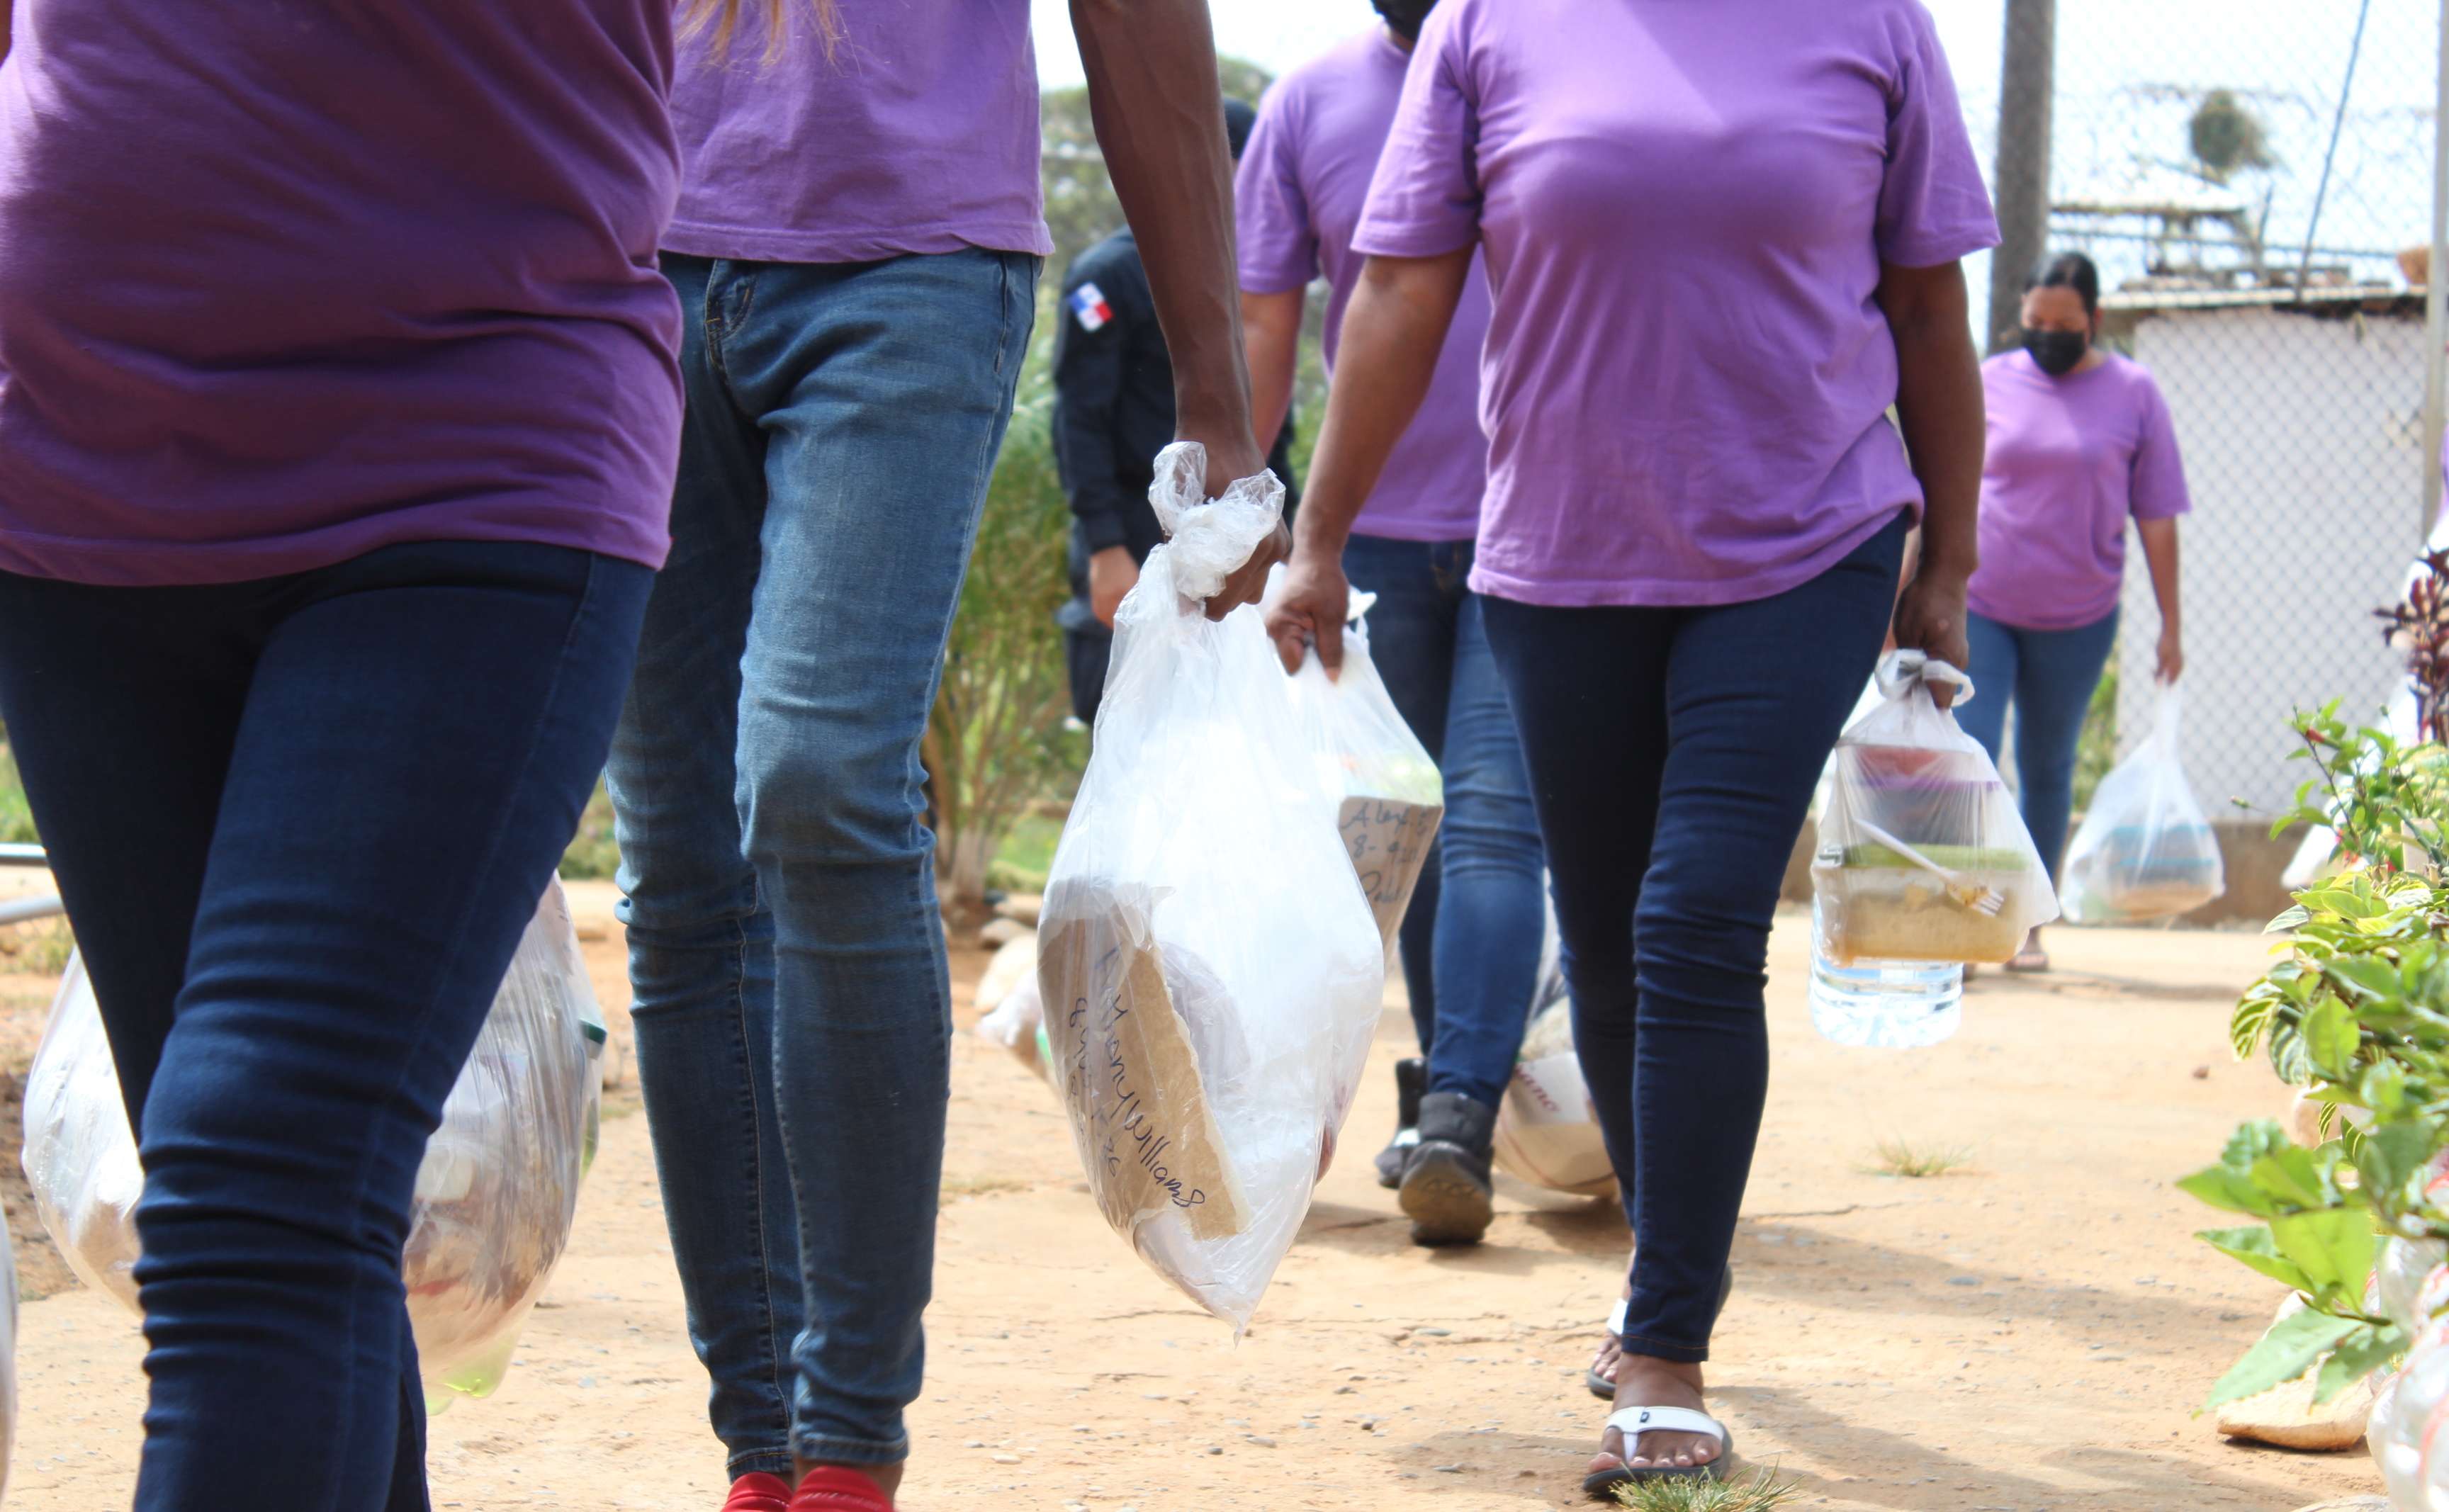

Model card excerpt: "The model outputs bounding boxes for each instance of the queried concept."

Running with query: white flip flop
[1581,1406,1733,1497]
[1584,1270,1735,1401]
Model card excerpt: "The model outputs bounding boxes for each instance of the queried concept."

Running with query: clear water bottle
[1806,903,1963,1048]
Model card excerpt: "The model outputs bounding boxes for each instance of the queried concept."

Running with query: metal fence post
[1990,0,2057,354]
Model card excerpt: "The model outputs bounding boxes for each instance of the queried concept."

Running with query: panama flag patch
[1069,281,1113,333]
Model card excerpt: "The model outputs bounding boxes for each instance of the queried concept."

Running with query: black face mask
[1373,0,1435,40]
[2023,327,2090,378]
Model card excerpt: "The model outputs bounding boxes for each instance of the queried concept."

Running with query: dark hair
[2026,252,2100,316]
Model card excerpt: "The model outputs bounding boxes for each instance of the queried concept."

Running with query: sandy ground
[0,884,2392,1511]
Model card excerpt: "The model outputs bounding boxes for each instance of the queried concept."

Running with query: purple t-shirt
[1967,351,2191,631]
[666,0,1052,264]
[0,0,682,588]
[1237,28,1491,544]
[1354,0,1999,607]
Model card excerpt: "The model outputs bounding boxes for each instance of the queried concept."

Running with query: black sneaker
[1399,1091,1497,1246]
[1373,1057,1427,1190]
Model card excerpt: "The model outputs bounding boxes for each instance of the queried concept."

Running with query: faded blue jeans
[1341,534,1547,1109]
[608,249,1037,1477]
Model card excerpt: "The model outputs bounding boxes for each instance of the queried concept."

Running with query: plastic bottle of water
[1806,903,1964,1049]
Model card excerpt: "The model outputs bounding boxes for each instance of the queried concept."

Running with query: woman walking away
[1957,252,2190,973]
[1266,0,1996,1492]
[0,0,689,1506]
[606,1,1273,1508]
[1240,0,1547,1249]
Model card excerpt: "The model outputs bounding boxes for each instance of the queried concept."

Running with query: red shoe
[789,1467,895,1512]
[723,1474,792,1512]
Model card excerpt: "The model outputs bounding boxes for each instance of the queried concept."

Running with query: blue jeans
[1341,534,1546,1109]
[1482,512,1905,1362]
[1956,608,2120,884]
[0,541,650,1512]
[608,249,1036,1476]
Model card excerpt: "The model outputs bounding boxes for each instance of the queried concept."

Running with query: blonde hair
[677,0,836,59]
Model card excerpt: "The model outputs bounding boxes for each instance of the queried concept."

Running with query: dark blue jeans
[0,541,651,1512]
[607,249,1036,1477]
[1341,534,1546,1108]
[1482,513,1905,1363]
[1956,609,2120,884]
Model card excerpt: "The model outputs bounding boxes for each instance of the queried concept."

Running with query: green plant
[1864,1139,1971,1179]
[0,916,73,976]
[0,726,39,846]
[922,393,1081,908]
[558,777,621,881]
[1611,1467,1798,1511]
[2189,88,2278,184]
[2183,553,2449,1411]
[2188,718,2449,1410]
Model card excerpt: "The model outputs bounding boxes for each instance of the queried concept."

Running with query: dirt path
[3,896,2387,1510]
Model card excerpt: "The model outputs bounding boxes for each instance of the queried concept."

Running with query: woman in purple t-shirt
[1266,0,1996,1491]
[1959,253,2192,972]
[0,0,737,1503]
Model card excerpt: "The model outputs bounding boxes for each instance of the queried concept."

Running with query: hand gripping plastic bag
[1813,652,2060,966]
[1280,596,1445,961]
[21,879,606,1412]
[2059,684,2224,924]
[1036,443,1384,1330]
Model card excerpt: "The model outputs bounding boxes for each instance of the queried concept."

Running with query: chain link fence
[1955,0,2443,904]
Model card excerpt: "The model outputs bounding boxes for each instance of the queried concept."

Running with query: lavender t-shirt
[1967,351,2191,631]
[666,0,1052,264]
[1237,28,1491,544]
[1355,0,1999,607]
[0,0,683,587]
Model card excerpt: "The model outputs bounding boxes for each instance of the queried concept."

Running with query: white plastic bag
[1281,600,1445,961]
[1490,996,1616,1200]
[2059,684,2224,924]
[21,880,605,1412]
[1813,653,2060,966]
[1036,444,1383,1330]
[976,974,1056,1085]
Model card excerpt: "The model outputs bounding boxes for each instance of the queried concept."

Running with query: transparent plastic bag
[975,973,1057,1086]
[2059,684,2224,924]
[21,880,605,1412]
[1813,652,2060,966]
[1280,595,1445,961]
[1037,443,1384,1330]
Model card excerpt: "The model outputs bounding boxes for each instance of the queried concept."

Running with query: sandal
[1587,1268,1735,1400]
[1581,1406,1733,1498]
[2005,947,2049,974]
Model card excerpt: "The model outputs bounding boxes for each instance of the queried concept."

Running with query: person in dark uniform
[1054,96,1300,723]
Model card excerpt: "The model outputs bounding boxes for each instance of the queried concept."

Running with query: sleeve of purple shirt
[1237,83,1320,294]
[1351,0,1482,260]
[1874,2,2001,269]
[2129,371,2193,521]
